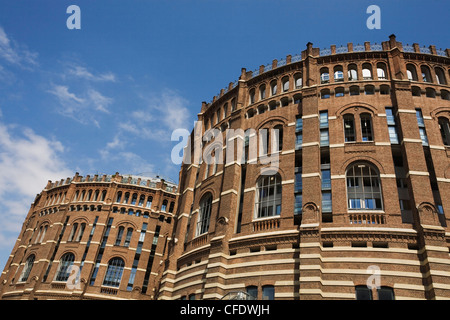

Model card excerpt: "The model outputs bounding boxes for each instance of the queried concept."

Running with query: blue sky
[0,0,448,270]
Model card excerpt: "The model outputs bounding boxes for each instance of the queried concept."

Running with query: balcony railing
[349,212,386,224]
[253,217,280,232]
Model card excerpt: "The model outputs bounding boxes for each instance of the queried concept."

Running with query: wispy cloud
[47,84,113,126]
[0,26,38,69]
[67,64,116,82]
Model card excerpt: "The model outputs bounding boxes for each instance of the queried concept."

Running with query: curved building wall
[0,172,178,300]
[159,35,450,300]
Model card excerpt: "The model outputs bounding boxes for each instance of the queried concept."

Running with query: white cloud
[48,84,113,125]
[0,26,38,68]
[68,65,116,82]
[0,122,72,248]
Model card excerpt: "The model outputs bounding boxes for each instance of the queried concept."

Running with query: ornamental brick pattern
[158,35,450,300]
[0,173,177,300]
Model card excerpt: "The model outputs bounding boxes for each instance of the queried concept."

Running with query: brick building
[0,172,177,300]
[158,35,450,300]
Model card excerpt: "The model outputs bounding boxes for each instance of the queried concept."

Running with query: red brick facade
[0,173,177,300]
[159,35,450,300]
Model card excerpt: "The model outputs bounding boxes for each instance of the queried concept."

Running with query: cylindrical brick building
[158,35,450,300]
[0,172,178,300]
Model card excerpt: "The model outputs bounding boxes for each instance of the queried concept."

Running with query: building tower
[0,172,177,300]
[158,35,450,300]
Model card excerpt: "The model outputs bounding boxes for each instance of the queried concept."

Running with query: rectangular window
[320,129,329,146]
[319,111,329,128]
[388,126,399,144]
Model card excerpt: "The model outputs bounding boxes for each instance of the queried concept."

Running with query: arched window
[334,65,344,82]
[320,68,329,84]
[377,286,395,300]
[355,285,372,300]
[255,173,282,218]
[75,223,86,242]
[360,113,373,141]
[138,195,145,206]
[216,108,221,123]
[169,201,175,213]
[249,88,255,104]
[426,87,436,98]
[131,193,137,205]
[343,114,356,142]
[270,80,277,96]
[442,90,450,101]
[257,104,266,115]
[438,117,450,146]
[406,64,418,81]
[335,87,345,97]
[161,199,168,212]
[19,254,35,282]
[362,63,372,80]
[146,196,153,208]
[93,190,99,201]
[73,190,79,202]
[115,226,124,245]
[376,63,387,80]
[294,73,303,89]
[435,67,447,85]
[116,191,122,203]
[124,228,133,247]
[55,253,75,282]
[273,125,283,152]
[231,98,236,112]
[87,190,92,201]
[100,190,107,201]
[282,77,289,92]
[350,85,360,96]
[123,192,130,204]
[346,163,383,210]
[380,85,390,95]
[321,89,331,99]
[103,257,125,288]
[196,193,212,236]
[348,64,358,81]
[68,223,78,242]
[421,65,432,83]
[259,85,266,100]
[411,86,421,96]
[364,85,375,95]
[223,103,228,119]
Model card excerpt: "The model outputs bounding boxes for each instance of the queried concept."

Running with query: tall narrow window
[320,68,329,84]
[19,255,35,282]
[360,113,373,141]
[435,67,447,85]
[421,65,432,83]
[274,125,283,152]
[348,64,358,81]
[249,89,255,104]
[161,200,168,212]
[75,223,86,242]
[196,194,212,236]
[362,63,372,80]
[334,65,344,82]
[416,109,428,146]
[55,253,75,282]
[146,196,153,208]
[347,163,383,210]
[343,114,356,142]
[124,228,133,247]
[438,117,450,146]
[255,173,282,218]
[115,226,124,246]
[131,193,137,205]
[294,74,302,88]
[68,223,78,242]
[270,81,277,96]
[259,85,266,100]
[138,195,145,206]
[376,63,387,80]
[103,257,125,288]
[282,77,289,92]
[406,64,418,81]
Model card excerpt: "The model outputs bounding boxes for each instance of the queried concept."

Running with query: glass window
[344,115,356,142]
[356,286,373,300]
[334,66,344,82]
[246,286,258,299]
[161,200,168,212]
[255,174,282,218]
[55,253,75,282]
[262,285,275,300]
[103,257,125,288]
[320,69,329,84]
[377,287,395,300]
[348,64,358,81]
[196,194,212,236]
[347,163,383,210]
[388,126,399,144]
[19,255,35,282]
[319,111,328,128]
[115,226,124,246]
[320,129,329,146]
[360,114,373,141]
[438,117,450,146]
[124,228,133,247]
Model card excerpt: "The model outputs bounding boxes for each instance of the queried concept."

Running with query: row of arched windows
[406,64,448,85]
[320,84,391,99]
[115,191,175,213]
[194,161,384,236]
[44,191,67,207]
[20,252,126,288]
[411,86,450,100]
[73,189,107,202]
[320,62,388,84]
